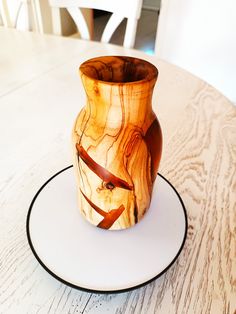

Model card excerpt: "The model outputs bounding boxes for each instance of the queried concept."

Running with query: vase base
[26,165,187,293]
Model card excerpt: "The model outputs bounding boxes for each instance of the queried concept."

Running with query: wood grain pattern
[1,28,236,314]
[77,81,236,314]
[72,56,162,230]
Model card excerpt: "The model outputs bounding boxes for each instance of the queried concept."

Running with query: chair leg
[51,6,62,35]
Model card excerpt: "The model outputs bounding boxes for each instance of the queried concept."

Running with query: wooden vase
[72,56,162,230]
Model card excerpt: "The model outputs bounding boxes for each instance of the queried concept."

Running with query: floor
[93,9,159,55]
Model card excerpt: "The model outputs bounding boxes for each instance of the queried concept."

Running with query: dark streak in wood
[80,189,107,217]
[76,143,133,191]
[80,189,125,229]
[97,205,125,229]
[144,118,162,182]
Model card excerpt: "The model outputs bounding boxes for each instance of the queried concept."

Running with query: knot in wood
[105,181,115,190]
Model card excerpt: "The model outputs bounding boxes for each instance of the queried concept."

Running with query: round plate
[26,166,187,293]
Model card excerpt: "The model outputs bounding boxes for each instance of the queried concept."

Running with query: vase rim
[79,56,158,86]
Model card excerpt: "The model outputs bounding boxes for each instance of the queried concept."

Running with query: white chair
[0,0,11,27]
[0,0,43,32]
[48,0,143,48]
[155,0,236,103]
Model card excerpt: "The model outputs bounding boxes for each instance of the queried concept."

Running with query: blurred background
[1,0,235,103]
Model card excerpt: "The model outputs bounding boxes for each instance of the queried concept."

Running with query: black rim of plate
[26,165,188,294]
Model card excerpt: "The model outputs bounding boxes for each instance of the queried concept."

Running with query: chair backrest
[155,0,236,103]
[0,0,10,27]
[48,0,143,48]
[0,0,43,32]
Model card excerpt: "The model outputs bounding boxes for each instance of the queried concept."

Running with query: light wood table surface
[0,27,235,314]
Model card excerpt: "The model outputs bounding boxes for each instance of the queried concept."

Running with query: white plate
[26,166,187,293]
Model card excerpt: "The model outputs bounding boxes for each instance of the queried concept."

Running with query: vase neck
[79,56,158,128]
[82,78,156,127]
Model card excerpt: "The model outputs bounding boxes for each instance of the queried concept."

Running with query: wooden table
[0,28,235,314]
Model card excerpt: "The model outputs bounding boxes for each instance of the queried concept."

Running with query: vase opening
[79,56,158,84]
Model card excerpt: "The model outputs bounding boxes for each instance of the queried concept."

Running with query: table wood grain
[0,27,235,314]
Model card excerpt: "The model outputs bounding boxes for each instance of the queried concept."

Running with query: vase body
[72,56,162,230]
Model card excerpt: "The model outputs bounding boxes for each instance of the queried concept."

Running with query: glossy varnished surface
[72,56,162,229]
[0,28,235,313]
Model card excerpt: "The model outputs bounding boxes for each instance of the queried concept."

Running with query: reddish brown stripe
[80,189,107,217]
[144,119,162,182]
[97,205,125,229]
[80,188,125,229]
[76,143,133,190]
